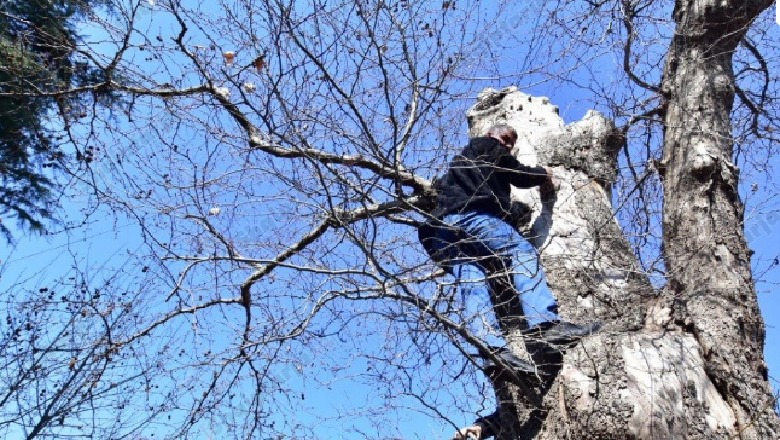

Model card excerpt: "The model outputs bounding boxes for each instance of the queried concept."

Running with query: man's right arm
[497,153,549,188]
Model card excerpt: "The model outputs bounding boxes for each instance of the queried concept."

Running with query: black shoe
[473,346,535,375]
[524,320,602,346]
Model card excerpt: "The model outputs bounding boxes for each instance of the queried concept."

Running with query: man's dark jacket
[419,137,548,265]
[431,136,548,221]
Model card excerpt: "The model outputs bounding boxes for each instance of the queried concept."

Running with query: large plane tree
[0,1,778,439]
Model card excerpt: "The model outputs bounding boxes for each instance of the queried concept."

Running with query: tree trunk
[464,0,780,431]
[658,0,779,438]
[468,87,670,439]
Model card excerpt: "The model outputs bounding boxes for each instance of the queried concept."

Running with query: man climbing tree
[419,124,601,438]
[419,124,600,336]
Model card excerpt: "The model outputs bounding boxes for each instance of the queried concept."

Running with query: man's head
[486,124,518,150]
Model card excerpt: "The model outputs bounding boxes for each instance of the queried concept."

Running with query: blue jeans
[432,212,559,328]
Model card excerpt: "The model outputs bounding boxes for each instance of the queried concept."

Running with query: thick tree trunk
[658,0,779,438]
[467,88,669,439]
[464,2,780,430]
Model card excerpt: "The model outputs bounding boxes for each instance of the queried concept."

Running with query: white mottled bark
[465,82,778,439]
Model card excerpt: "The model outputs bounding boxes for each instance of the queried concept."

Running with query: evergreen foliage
[0,0,107,238]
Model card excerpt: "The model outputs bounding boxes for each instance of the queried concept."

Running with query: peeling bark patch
[621,334,734,437]
[559,364,596,409]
